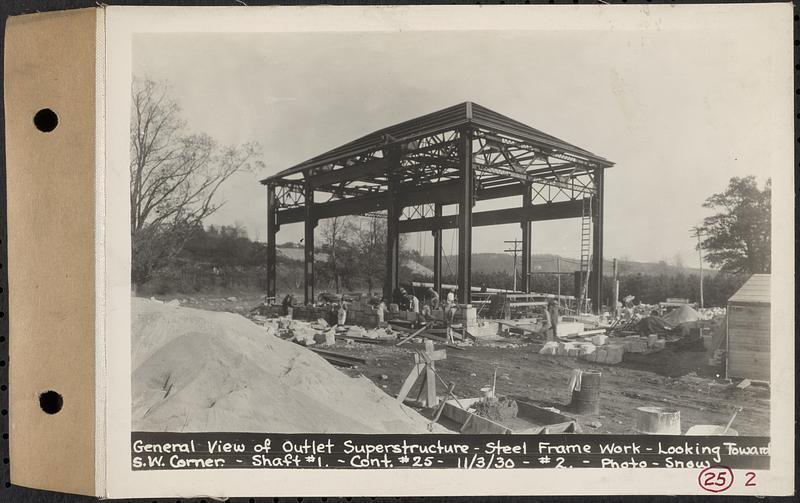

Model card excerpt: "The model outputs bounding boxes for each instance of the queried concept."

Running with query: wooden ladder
[578,196,592,313]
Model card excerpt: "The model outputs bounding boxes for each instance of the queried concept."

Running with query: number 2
[745,472,756,487]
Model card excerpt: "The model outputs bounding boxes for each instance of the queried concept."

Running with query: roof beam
[398,199,584,233]
[275,179,528,225]
[308,157,387,188]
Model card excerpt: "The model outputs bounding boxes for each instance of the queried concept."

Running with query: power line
[503,239,523,292]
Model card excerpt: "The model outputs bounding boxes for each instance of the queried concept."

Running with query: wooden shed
[726,274,770,382]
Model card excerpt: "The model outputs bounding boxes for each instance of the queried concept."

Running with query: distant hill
[417,253,708,277]
[277,244,433,276]
[276,243,705,278]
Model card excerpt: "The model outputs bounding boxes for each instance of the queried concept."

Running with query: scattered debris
[472,396,519,421]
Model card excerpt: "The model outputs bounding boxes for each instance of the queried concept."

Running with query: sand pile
[132,298,439,433]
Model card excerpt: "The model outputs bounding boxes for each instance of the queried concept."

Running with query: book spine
[4,8,99,496]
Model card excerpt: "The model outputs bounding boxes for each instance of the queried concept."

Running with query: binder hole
[33,108,58,132]
[38,391,63,414]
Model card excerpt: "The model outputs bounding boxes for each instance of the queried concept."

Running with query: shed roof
[728,274,770,305]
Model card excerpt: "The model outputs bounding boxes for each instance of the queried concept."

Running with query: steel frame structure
[261,102,613,311]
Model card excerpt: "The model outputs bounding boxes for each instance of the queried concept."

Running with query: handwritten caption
[131,433,769,471]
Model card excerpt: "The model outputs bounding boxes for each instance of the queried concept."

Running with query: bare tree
[357,217,387,294]
[319,216,356,293]
[130,77,263,286]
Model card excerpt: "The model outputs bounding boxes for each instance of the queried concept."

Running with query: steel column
[384,148,401,301]
[589,168,604,313]
[266,183,278,300]
[457,128,473,303]
[303,182,316,305]
[432,203,443,295]
[520,183,532,293]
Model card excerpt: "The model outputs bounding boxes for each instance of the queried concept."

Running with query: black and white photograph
[2,3,793,499]
[128,11,782,441]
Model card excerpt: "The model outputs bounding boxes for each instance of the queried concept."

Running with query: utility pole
[690,226,705,309]
[612,258,619,317]
[504,239,523,292]
[556,256,561,304]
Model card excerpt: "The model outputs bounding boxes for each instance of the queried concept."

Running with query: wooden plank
[396,363,426,403]
[725,338,770,352]
[414,349,447,364]
[308,348,370,365]
[440,402,511,434]
[395,324,430,346]
[728,351,770,381]
[424,340,438,408]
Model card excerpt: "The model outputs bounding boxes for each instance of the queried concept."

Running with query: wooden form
[309,348,371,367]
[396,340,446,408]
[441,397,578,434]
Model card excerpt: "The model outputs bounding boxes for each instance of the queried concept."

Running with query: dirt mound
[132,298,440,433]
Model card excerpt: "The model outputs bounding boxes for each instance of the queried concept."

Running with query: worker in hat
[544,298,559,342]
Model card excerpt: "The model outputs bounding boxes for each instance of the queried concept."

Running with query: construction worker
[281,293,294,317]
[376,298,387,324]
[544,298,559,341]
[425,286,439,307]
[407,294,420,314]
[393,287,409,310]
[446,288,456,307]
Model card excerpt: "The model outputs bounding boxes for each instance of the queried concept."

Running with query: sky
[132,26,779,266]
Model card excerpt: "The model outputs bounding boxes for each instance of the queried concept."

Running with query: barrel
[570,370,602,414]
[635,406,681,434]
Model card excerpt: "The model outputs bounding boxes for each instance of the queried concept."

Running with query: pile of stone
[252,300,383,328]
[344,301,382,328]
[619,334,666,354]
[539,331,666,365]
[579,343,626,364]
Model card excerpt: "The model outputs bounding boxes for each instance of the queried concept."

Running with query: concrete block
[346,326,366,338]
[539,341,559,355]
[557,322,584,337]
[605,344,625,364]
[292,327,317,346]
